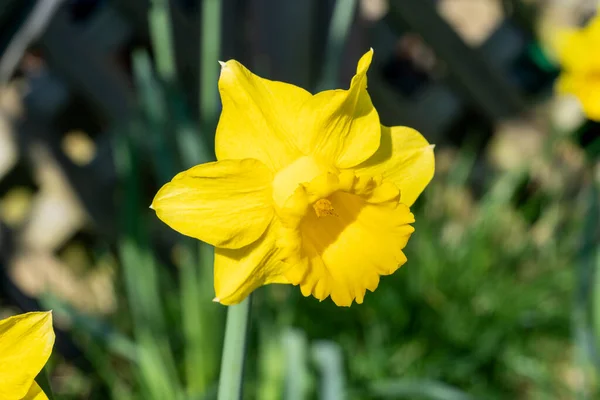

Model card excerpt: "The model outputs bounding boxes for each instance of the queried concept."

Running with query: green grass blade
[113,126,183,399]
[179,242,221,395]
[312,341,345,400]
[369,380,474,400]
[283,329,311,400]
[257,326,285,400]
[318,0,357,91]
[41,293,138,362]
[199,0,222,152]
[148,0,177,84]
[131,49,176,181]
[588,182,600,351]
[119,237,182,400]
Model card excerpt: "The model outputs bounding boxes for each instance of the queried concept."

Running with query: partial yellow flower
[555,13,600,120]
[0,311,55,400]
[152,49,435,306]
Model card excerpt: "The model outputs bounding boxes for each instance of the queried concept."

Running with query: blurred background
[0,0,599,399]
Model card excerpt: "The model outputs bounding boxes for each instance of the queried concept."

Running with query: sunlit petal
[554,13,600,121]
[0,312,54,400]
[214,220,289,305]
[295,49,381,168]
[152,159,274,249]
[555,16,600,73]
[354,125,435,206]
[215,60,309,170]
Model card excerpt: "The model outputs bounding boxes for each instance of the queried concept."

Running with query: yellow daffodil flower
[0,311,55,400]
[555,13,600,120]
[152,49,435,306]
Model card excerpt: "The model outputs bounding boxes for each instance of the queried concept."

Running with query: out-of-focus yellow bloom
[0,311,55,400]
[555,13,600,120]
[152,49,435,306]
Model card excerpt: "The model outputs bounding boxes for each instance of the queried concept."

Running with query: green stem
[217,297,252,400]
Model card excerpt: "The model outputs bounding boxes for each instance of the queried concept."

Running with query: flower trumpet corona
[152,49,435,306]
[555,12,600,121]
[0,311,55,400]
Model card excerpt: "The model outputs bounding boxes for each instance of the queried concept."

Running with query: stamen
[313,198,337,218]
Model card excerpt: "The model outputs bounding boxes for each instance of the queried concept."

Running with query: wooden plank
[385,0,524,120]
[17,117,117,238]
[113,0,201,111]
[78,4,133,55]
[368,72,462,143]
[40,7,134,123]
[479,21,526,70]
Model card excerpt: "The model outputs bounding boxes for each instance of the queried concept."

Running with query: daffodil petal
[215,60,310,170]
[557,73,600,121]
[555,16,600,73]
[214,220,289,305]
[354,125,435,206]
[152,159,274,249]
[21,381,48,400]
[0,312,54,400]
[296,49,381,169]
